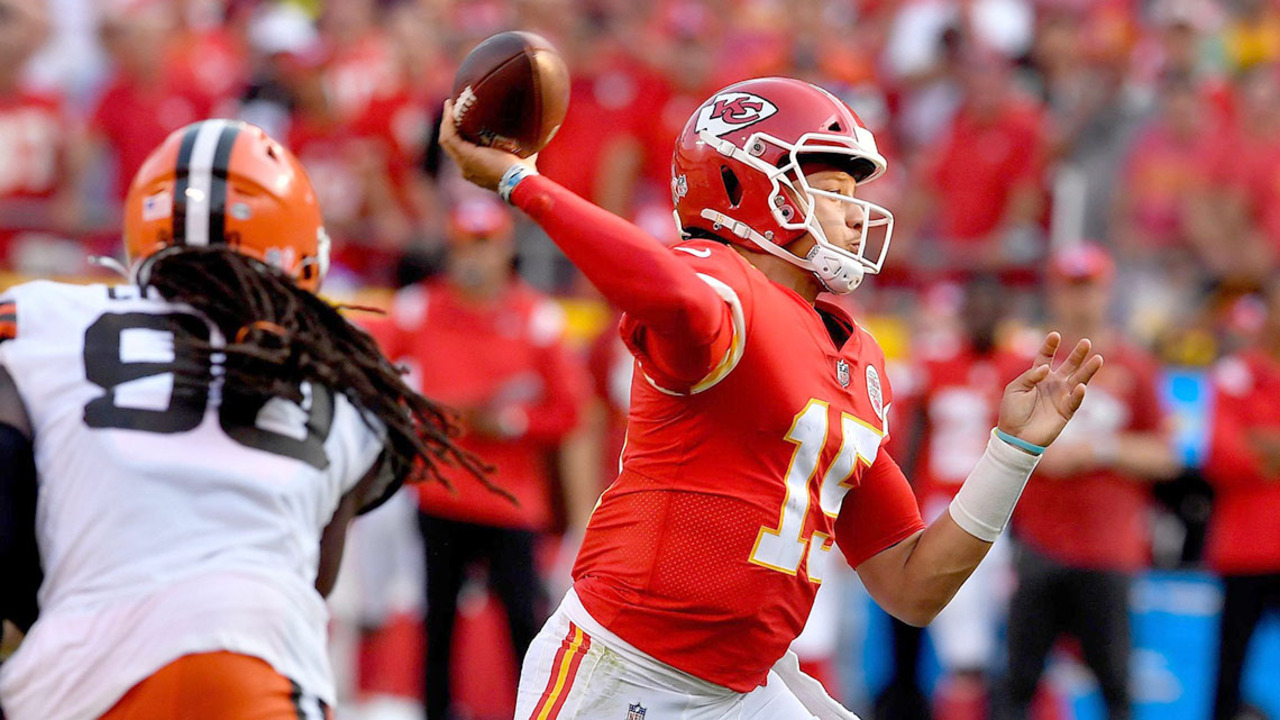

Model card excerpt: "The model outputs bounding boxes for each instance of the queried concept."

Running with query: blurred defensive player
[441,76,1103,718]
[0,120,494,720]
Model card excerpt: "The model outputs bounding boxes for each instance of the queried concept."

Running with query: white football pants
[513,590,861,720]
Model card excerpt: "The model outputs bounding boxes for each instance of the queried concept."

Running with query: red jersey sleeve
[618,245,749,393]
[834,451,926,569]
[511,174,736,387]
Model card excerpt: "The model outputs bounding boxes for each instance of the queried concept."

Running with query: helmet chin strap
[699,209,864,295]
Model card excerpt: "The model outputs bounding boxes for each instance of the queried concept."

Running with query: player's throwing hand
[439,99,537,193]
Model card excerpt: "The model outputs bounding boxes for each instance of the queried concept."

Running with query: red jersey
[90,77,214,198]
[1013,341,1163,571]
[1237,137,1280,251]
[286,115,366,228]
[538,54,654,205]
[352,90,433,216]
[571,241,925,691]
[925,101,1045,243]
[1204,350,1280,574]
[324,32,402,123]
[0,91,64,201]
[906,340,1029,512]
[1120,118,1230,248]
[374,280,588,530]
[0,90,67,262]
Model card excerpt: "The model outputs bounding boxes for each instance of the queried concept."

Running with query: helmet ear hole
[720,165,743,208]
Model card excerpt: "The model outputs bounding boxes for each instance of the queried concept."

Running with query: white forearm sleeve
[948,430,1041,542]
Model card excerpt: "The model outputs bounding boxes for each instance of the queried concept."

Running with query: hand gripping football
[450,31,570,158]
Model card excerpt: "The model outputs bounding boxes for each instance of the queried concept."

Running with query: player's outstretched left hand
[997,333,1103,449]
[438,99,538,193]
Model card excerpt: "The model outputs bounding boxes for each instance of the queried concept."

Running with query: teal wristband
[498,164,537,203]
[994,428,1046,456]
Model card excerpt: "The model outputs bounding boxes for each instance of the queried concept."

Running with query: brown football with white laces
[450,31,570,158]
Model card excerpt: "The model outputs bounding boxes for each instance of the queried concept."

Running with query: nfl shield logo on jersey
[836,359,851,388]
[627,702,647,720]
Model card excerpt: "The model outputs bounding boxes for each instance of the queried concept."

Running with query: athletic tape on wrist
[948,430,1041,542]
[498,165,537,204]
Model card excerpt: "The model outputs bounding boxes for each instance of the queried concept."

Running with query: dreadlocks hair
[138,245,510,505]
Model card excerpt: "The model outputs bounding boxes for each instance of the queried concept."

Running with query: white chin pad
[807,245,865,294]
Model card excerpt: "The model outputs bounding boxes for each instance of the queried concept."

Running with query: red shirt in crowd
[1120,117,1231,249]
[0,91,63,204]
[896,339,1030,516]
[538,54,658,205]
[90,76,214,199]
[924,101,1045,243]
[373,279,588,530]
[1204,349,1280,574]
[286,114,366,229]
[351,89,433,216]
[324,31,402,123]
[1234,137,1280,253]
[0,89,67,263]
[166,26,247,111]
[1013,341,1164,571]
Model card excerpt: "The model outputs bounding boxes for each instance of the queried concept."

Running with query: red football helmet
[125,119,330,291]
[672,77,893,293]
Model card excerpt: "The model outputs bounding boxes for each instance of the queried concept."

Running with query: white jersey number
[749,399,882,583]
[83,311,334,469]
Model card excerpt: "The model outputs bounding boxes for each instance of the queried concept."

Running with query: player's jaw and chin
[760,172,878,297]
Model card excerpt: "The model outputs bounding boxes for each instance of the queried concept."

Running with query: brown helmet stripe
[170,123,202,244]
[207,123,242,245]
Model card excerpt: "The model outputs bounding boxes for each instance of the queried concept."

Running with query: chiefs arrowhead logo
[695,92,778,138]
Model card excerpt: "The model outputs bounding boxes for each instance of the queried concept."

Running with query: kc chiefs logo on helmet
[694,92,779,138]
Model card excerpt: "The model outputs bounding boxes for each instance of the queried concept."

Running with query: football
[450,31,570,158]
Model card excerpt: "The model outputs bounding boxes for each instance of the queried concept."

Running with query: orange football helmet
[124,119,330,291]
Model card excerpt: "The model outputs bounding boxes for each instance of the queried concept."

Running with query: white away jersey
[0,281,387,720]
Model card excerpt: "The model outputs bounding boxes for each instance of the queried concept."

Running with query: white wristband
[948,430,1042,542]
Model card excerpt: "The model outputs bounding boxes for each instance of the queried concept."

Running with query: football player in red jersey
[440,76,1103,718]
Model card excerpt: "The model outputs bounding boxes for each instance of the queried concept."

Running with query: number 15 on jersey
[750,399,883,583]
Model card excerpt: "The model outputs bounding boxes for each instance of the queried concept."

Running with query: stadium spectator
[0,0,80,272]
[1204,276,1280,720]
[1221,0,1280,73]
[1214,64,1280,285]
[899,52,1048,277]
[87,0,218,201]
[1113,75,1227,265]
[536,13,649,217]
[372,196,589,720]
[1032,7,1142,249]
[318,0,400,124]
[999,244,1180,720]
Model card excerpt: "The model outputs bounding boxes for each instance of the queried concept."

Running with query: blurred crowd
[0,0,1278,334]
[3,0,1280,718]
